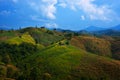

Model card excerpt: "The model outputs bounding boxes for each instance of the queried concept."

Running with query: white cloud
[12,0,18,3]
[77,0,112,20]
[81,15,85,20]
[58,0,115,21]
[41,0,57,19]
[28,0,116,21]
[30,15,50,22]
[58,3,67,8]
[28,0,57,20]
[45,23,58,28]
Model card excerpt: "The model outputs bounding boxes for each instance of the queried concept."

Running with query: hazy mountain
[93,29,120,36]
[83,26,106,32]
[110,24,120,31]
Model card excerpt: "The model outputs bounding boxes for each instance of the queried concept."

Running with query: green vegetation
[0,27,120,80]
[18,44,120,80]
[19,27,64,46]
[6,32,35,45]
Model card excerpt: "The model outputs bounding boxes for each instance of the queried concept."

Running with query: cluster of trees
[0,42,37,64]
[0,42,39,79]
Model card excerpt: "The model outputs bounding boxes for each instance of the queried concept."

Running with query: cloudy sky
[0,0,120,30]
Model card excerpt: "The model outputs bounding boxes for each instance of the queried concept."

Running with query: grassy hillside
[0,27,120,80]
[19,27,64,46]
[18,44,120,80]
[5,32,35,45]
[0,30,19,42]
[0,27,64,46]
[70,36,112,57]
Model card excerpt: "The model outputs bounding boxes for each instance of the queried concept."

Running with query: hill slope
[19,27,64,46]
[70,36,112,57]
[0,27,120,80]
[5,32,35,45]
[19,44,120,80]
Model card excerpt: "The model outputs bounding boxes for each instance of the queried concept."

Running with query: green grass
[28,28,64,46]
[6,32,35,45]
[0,31,17,37]
[0,31,19,42]
[20,44,120,80]
[0,27,120,80]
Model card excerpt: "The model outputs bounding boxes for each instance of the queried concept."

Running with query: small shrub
[43,73,52,80]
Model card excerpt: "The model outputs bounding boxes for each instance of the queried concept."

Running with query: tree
[65,41,69,45]
[41,26,45,29]
[46,30,54,35]
[65,33,73,40]
[43,73,52,80]
[2,54,11,64]
[30,67,41,80]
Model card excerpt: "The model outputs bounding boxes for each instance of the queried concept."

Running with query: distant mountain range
[79,24,120,36]
[110,24,120,31]
[83,26,106,31]
[1,24,120,31]
[93,29,120,36]
[54,25,120,37]
[1,24,120,37]
[83,24,120,32]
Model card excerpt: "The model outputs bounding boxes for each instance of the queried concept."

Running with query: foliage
[0,27,120,80]
[6,32,35,45]
[0,42,38,63]
[19,44,120,80]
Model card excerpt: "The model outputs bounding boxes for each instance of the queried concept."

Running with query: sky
[0,0,120,30]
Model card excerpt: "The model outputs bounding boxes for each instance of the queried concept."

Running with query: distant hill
[110,24,120,31]
[93,29,120,36]
[77,25,120,36]
[83,24,120,32]
[83,26,106,32]
[55,28,76,33]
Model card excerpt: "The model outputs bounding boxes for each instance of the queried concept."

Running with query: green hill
[18,44,120,80]
[5,32,35,45]
[0,27,120,80]
[0,30,19,42]
[19,27,64,46]
[0,27,64,46]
